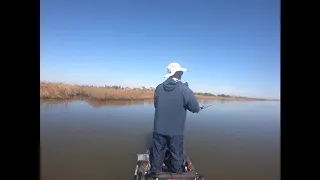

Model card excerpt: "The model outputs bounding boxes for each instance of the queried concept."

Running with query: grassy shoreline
[40,82,268,101]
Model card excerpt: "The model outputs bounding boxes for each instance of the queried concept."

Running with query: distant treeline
[80,85,156,91]
[40,82,266,101]
[80,84,235,97]
[194,92,236,97]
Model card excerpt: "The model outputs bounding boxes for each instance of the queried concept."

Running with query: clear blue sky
[40,0,280,99]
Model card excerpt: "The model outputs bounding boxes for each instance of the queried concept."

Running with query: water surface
[40,99,280,180]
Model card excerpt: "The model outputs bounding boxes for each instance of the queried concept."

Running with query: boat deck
[133,148,204,180]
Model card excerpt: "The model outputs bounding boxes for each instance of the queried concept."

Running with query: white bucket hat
[164,62,187,78]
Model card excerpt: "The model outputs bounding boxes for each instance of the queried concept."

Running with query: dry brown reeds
[40,82,154,100]
[40,82,266,101]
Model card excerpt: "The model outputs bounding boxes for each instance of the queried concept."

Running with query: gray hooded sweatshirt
[153,77,200,136]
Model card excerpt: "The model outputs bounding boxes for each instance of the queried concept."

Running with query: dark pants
[150,132,184,173]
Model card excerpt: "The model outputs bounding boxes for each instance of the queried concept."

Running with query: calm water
[40,99,280,180]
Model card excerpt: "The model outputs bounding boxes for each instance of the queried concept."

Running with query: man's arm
[154,91,157,108]
[181,85,200,113]
[154,85,160,108]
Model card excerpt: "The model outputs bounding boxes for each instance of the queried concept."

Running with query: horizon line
[40,80,280,101]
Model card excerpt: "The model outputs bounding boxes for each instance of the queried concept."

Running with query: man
[150,62,200,176]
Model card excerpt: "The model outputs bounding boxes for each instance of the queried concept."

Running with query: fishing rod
[200,104,213,110]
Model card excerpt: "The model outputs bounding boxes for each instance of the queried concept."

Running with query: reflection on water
[40,98,153,109]
[40,98,240,109]
[40,99,74,110]
[85,99,152,108]
[40,99,280,180]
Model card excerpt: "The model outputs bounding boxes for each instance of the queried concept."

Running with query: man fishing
[149,62,201,177]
